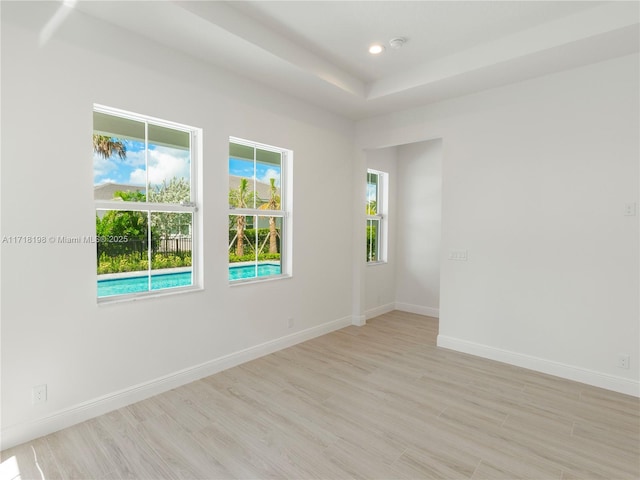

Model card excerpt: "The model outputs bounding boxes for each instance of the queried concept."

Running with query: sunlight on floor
[0,445,45,480]
[0,456,20,480]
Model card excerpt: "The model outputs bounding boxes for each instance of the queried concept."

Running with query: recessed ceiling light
[368,44,385,55]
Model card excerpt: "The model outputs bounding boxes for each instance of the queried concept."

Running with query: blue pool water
[228,263,281,281]
[98,264,281,297]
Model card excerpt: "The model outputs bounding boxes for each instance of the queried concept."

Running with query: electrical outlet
[624,203,637,216]
[32,384,47,404]
[287,317,294,329]
[448,250,468,261]
[617,354,630,369]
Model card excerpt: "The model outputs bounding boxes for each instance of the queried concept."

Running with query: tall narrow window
[93,105,200,300]
[228,138,291,282]
[366,169,386,263]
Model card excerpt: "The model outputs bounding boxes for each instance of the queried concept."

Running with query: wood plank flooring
[2,311,639,479]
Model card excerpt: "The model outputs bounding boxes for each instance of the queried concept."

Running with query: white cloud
[93,154,118,183]
[93,153,117,178]
[259,168,280,187]
[128,168,147,185]
[97,177,118,185]
[129,146,190,186]
[122,148,145,167]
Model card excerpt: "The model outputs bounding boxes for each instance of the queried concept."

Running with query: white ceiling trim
[51,0,640,119]
[367,2,640,100]
[173,0,367,98]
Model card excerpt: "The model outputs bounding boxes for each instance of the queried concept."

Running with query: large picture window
[229,138,290,282]
[93,105,200,300]
[366,169,386,263]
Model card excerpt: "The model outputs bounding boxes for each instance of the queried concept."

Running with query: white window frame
[94,104,202,302]
[367,169,387,264]
[228,136,292,285]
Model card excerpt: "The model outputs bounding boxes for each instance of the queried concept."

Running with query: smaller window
[228,138,291,283]
[366,169,386,263]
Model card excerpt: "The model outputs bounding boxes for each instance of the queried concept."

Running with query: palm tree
[366,199,378,261]
[93,135,126,160]
[228,177,252,256]
[258,178,281,254]
[366,200,377,215]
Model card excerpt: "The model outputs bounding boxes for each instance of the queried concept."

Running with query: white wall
[357,54,640,396]
[395,140,442,318]
[0,6,355,449]
[364,147,397,318]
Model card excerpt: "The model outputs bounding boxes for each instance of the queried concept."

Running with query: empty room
[1,1,638,479]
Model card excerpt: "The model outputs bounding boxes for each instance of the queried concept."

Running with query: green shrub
[97,252,191,274]
[151,253,192,269]
[228,252,280,263]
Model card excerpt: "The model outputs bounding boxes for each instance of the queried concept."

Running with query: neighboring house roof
[229,175,279,202]
[94,182,144,200]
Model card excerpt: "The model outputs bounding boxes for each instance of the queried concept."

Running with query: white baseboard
[1,316,352,451]
[351,313,366,326]
[395,302,440,318]
[437,335,640,397]
[365,303,395,320]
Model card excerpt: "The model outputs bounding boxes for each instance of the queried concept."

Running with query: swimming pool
[228,263,281,281]
[98,263,281,297]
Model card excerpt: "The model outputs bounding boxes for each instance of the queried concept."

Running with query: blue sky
[367,183,377,203]
[229,157,281,186]
[94,140,280,187]
[93,139,190,187]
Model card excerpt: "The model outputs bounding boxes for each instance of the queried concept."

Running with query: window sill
[97,285,203,305]
[366,261,387,267]
[229,274,292,287]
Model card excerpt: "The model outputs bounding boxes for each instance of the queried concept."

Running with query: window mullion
[144,121,149,201]
[190,131,194,203]
[254,217,258,276]
[147,210,152,292]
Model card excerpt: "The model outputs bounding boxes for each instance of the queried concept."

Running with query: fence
[97,236,192,265]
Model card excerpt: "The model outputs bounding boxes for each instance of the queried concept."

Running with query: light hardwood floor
[2,311,639,479]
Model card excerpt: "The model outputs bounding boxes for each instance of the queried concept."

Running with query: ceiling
[23,1,640,119]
